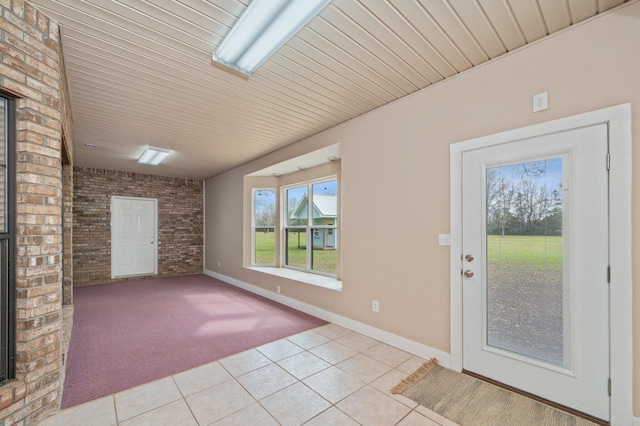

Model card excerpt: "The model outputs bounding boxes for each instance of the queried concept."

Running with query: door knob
[463,270,474,278]
[465,254,474,262]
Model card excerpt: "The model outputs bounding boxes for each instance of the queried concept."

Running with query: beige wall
[205,3,640,414]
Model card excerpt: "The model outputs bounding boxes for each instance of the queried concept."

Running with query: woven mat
[391,359,598,426]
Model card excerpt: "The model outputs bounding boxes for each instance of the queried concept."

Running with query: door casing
[449,103,632,424]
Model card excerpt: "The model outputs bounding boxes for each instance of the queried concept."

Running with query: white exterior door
[461,124,609,420]
[111,196,157,278]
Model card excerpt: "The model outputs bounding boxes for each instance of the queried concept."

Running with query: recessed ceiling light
[138,146,171,166]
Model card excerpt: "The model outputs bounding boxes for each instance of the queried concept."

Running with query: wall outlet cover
[533,92,548,112]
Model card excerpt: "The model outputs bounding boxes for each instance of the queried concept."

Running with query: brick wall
[73,167,203,286]
[62,164,71,304]
[0,1,67,424]
[59,29,73,307]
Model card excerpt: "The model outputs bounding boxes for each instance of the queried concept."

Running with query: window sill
[247,267,342,292]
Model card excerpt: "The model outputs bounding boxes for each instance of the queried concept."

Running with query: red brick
[0,63,27,83]
[25,4,37,27]
[37,13,48,35]
[12,0,24,18]
[0,14,25,39]
[2,77,42,100]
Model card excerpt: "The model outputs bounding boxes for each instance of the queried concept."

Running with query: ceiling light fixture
[138,146,171,166]
[213,0,331,76]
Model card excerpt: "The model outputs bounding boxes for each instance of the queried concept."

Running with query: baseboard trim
[634,415,640,426]
[203,269,451,367]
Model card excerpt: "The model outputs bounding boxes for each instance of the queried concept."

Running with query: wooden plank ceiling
[30,0,628,180]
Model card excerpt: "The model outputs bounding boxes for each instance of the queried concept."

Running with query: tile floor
[38,324,459,426]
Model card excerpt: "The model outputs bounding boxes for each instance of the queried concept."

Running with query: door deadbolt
[463,270,474,278]
[465,254,474,262]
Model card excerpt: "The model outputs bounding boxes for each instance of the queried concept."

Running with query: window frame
[282,176,338,278]
[0,92,16,383]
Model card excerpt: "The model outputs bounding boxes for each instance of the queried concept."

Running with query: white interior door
[111,196,157,278]
[461,124,609,420]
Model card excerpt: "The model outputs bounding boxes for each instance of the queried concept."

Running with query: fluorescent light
[213,0,331,76]
[138,146,171,166]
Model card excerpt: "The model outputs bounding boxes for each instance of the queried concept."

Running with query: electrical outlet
[438,234,450,246]
[277,286,281,294]
[372,300,380,313]
[533,92,548,112]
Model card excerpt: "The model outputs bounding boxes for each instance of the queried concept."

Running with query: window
[252,189,276,266]
[250,177,339,279]
[0,93,15,382]
[284,179,338,277]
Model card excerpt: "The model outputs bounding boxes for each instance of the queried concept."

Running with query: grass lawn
[254,230,276,264]
[254,231,337,275]
[487,234,562,267]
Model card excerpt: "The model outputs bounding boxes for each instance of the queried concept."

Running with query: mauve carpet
[62,274,326,408]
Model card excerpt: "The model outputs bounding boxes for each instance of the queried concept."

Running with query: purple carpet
[62,274,326,408]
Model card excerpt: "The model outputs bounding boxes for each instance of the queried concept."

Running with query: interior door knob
[464,270,474,278]
[465,254,474,262]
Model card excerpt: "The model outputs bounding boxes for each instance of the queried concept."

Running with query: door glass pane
[253,190,275,265]
[486,158,564,366]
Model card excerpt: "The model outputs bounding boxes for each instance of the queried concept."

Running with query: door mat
[391,359,598,425]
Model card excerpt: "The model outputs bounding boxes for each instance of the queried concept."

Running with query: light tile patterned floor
[38,324,460,426]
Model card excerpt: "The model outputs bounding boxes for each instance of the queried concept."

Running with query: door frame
[449,103,632,424]
[110,195,159,278]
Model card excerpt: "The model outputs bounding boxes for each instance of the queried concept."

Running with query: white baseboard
[634,415,640,426]
[203,269,451,367]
